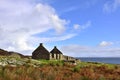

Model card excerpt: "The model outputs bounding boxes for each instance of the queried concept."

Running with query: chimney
[40,43,43,46]
[54,46,57,49]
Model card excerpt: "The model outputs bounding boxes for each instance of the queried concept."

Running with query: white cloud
[29,34,76,44]
[0,0,77,55]
[61,44,120,57]
[103,0,120,12]
[73,21,91,30]
[49,14,66,34]
[99,41,113,47]
[73,24,80,30]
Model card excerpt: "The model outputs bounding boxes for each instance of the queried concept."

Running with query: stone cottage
[32,43,51,60]
[32,43,77,61]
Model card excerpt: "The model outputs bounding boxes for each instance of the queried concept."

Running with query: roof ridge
[50,46,63,54]
[32,43,50,55]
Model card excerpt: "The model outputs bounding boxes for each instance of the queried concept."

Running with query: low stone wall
[63,55,76,61]
[49,54,81,63]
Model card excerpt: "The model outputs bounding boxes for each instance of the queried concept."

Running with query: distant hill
[0,48,10,56]
[0,48,30,58]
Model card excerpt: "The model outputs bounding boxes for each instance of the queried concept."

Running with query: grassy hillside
[0,56,119,80]
[0,48,120,80]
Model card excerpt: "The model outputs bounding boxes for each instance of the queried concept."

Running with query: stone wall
[32,52,50,60]
[39,54,64,60]
[49,54,76,61]
[49,54,63,60]
[63,55,76,61]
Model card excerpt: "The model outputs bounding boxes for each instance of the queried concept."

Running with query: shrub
[72,66,80,72]
[0,58,120,80]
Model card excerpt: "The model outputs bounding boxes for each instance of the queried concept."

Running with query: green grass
[77,61,116,69]
[0,56,119,80]
[0,56,117,68]
[38,59,64,66]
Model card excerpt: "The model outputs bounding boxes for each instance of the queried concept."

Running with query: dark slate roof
[32,43,50,55]
[50,46,63,54]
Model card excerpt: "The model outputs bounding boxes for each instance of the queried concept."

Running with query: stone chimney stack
[40,43,43,46]
[54,46,57,49]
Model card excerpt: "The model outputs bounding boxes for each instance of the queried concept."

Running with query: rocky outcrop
[0,56,41,67]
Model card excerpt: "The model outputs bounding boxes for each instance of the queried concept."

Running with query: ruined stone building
[32,43,76,61]
[50,46,63,60]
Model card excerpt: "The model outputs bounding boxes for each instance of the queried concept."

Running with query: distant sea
[78,57,120,64]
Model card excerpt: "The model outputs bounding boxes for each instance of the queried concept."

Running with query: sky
[0,0,120,57]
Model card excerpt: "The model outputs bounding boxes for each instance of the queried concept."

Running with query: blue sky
[0,0,120,57]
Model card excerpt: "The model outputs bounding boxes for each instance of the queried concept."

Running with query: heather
[0,57,120,80]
